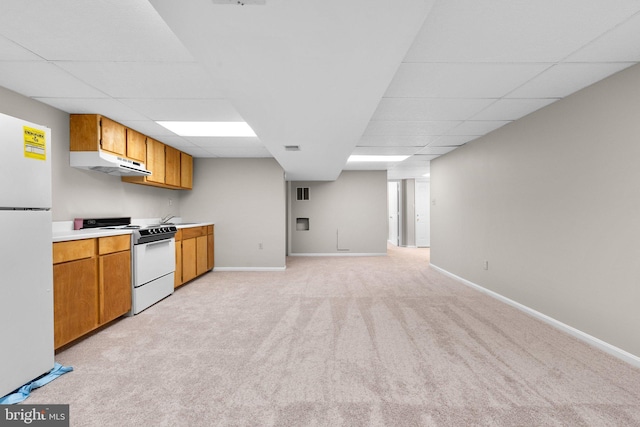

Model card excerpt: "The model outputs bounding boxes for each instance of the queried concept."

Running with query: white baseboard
[213,266,286,272]
[289,253,387,257]
[430,263,640,369]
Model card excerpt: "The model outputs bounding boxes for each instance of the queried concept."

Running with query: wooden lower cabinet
[175,224,214,288]
[53,235,131,349]
[181,238,197,284]
[53,257,99,349]
[100,250,131,324]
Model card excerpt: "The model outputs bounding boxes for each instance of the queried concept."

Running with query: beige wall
[180,158,286,269]
[1,86,285,270]
[431,63,640,357]
[0,86,178,221]
[290,170,388,254]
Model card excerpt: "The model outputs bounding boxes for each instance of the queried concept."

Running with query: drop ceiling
[0,0,639,181]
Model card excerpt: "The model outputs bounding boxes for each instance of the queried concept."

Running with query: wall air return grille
[296,187,309,201]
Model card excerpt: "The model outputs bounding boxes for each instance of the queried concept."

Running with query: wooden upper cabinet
[70,114,192,190]
[146,138,166,184]
[126,128,147,163]
[70,114,100,152]
[165,145,181,187]
[100,117,127,156]
[181,153,193,189]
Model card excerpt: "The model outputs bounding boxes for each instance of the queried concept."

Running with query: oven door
[133,238,175,287]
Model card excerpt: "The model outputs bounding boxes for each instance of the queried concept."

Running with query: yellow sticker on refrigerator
[23,125,46,160]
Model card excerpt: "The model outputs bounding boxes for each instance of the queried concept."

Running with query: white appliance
[0,113,54,398]
[70,150,151,176]
[130,226,176,315]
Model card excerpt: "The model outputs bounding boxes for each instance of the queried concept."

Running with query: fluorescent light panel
[348,155,409,162]
[156,121,256,137]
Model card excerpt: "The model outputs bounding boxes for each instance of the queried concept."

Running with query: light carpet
[24,245,640,426]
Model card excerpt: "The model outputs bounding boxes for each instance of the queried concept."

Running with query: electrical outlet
[483,260,489,270]
[168,198,173,206]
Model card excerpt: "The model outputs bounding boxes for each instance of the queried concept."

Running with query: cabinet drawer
[53,239,96,264]
[182,226,207,239]
[98,235,131,255]
[174,229,182,242]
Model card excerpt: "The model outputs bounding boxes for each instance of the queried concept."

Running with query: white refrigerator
[0,112,54,398]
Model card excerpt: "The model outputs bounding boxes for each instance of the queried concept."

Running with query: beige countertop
[52,221,213,242]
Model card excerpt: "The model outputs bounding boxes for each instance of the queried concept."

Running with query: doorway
[387,181,399,245]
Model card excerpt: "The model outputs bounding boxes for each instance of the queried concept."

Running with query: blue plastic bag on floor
[0,363,73,404]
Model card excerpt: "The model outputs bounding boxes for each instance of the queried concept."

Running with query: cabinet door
[126,128,147,163]
[70,114,100,152]
[165,145,181,187]
[207,233,214,271]
[100,251,131,324]
[181,152,193,189]
[146,138,166,184]
[100,117,127,156]
[196,235,208,276]
[182,238,197,283]
[53,257,99,349]
[175,240,183,288]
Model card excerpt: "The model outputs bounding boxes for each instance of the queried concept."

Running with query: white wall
[431,63,640,357]
[290,170,388,255]
[180,158,286,269]
[0,86,178,222]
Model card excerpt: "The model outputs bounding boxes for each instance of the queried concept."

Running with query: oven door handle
[143,239,172,247]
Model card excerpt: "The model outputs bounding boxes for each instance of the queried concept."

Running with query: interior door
[388,181,399,245]
[415,180,430,247]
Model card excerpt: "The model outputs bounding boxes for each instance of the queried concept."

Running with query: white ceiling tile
[0,62,106,98]
[184,137,263,148]
[447,121,511,136]
[507,62,634,98]
[567,13,640,62]
[385,63,550,98]
[119,120,178,138]
[351,147,423,156]
[33,98,150,121]
[404,0,640,63]
[371,98,496,121]
[203,147,272,157]
[0,0,193,62]
[357,135,439,147]
[429,135,481,147]
[416,146,457,156]
[343,162,389,171]
[364,120,462,137]
[150,136,194,148]
[55,61,225,99]
[399,154,439,166]
[0,36,41,60]
[117,99,245,122]
[179,146,215,157]
[471,98,558,121]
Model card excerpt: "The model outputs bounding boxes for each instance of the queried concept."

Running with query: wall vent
[296,187,309,201]
[284,145,300,151]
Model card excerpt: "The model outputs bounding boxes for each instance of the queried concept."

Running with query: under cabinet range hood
[70,151,151,176]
